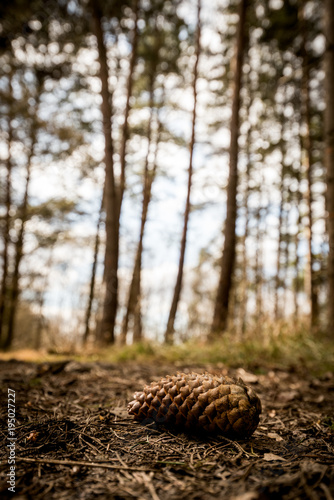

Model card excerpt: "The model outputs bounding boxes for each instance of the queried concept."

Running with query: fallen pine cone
[128,372,261,439]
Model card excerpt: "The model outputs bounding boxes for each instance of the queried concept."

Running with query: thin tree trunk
[164,0,201,344]
[4,120,37,348]
[294,167,303,319]
[210,0,248,338]
[92,0,139,344]
[83,193,103,345]
[240,127,251,335]
[119,0,139,208]
[282,188,292,316]
[300,4,318,327]
[132,114,162,342]
[324,0,334,334]
[120,79,156,344]
[91,1,117,344]
[0,107,13,344]
[274,188,284,320]
[254,185,264,321]
[274,126,286,320]
[35,247,54,350]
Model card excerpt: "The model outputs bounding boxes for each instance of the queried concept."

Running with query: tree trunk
[91,2,117,344]
[239,127,251,336]
[210,0,248,338]
[254,183,264,321]
[294,157,303,320]
[164,0,201,344]
[4,120,36,348]
[281,188,292,316]
[120,83,154,344]
[83,193,103,345]
[274,122,286,320]
[121,81,162,344]
[0,107,13,344]
[91,0,138,344]
[324,0,334,333]
[35,247,54,350]
[119,0,139,206]
[300,4,318,328]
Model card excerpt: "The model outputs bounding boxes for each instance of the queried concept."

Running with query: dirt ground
[0,359,333,499]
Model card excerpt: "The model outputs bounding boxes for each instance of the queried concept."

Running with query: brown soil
[0,360,333,499]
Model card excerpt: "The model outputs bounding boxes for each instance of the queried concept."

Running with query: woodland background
[0,0,333,358]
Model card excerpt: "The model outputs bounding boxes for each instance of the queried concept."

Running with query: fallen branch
[12,457,153,472]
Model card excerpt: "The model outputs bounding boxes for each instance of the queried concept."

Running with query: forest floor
[0,359,333,500]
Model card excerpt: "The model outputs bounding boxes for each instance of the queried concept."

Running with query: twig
[71,428,106,449]
[320,483,334,500]
[215,436,251,458]
[145,477,160,500]
[155,461,186,466]
[13,457,153,471]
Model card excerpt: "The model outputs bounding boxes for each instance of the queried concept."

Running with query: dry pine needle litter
[128,372,262,439]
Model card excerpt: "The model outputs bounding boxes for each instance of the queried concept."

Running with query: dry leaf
[231,492,259,500]
[236,368,258,384]
[279,390,299,402]
[263,453,286,462]
[304,395,325,404]
[267,432,283,442]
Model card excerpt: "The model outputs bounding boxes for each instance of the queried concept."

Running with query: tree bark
[164,0,201,344]
[294,136,303,320]
[91,0,138,344]
[239,126,251,336]
[91,1,118,344]
[0,105,13,344]
[34,247,54,350]
[119,0,139,207]
[300,4,318,328]
[120,80,158,344]
[83,193,103,345]
[254,183,264,322]
[210,0,248,337]
[281,187,292,315]
[324,0,334,333]
[4,116,37,348]
[274,117,286,320]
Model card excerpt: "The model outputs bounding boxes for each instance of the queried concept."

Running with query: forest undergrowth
[1,320,333,376]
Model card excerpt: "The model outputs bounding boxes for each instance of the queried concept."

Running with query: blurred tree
[239,125,252,335]
[300,2,319,327]
[4,79,41,348]
[275,97,289,320]
[260,0,325,326]
[89,0,139,345]
[121,0,185,344]
[210,0,249,338]
[0,0,91,348]
[83,193,104,345]
[324,0,334,333]
[0,76,13,344]
[120,108,162,344]
[165,0,201,344]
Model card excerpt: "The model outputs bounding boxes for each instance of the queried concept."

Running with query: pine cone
[128,372,261,439]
